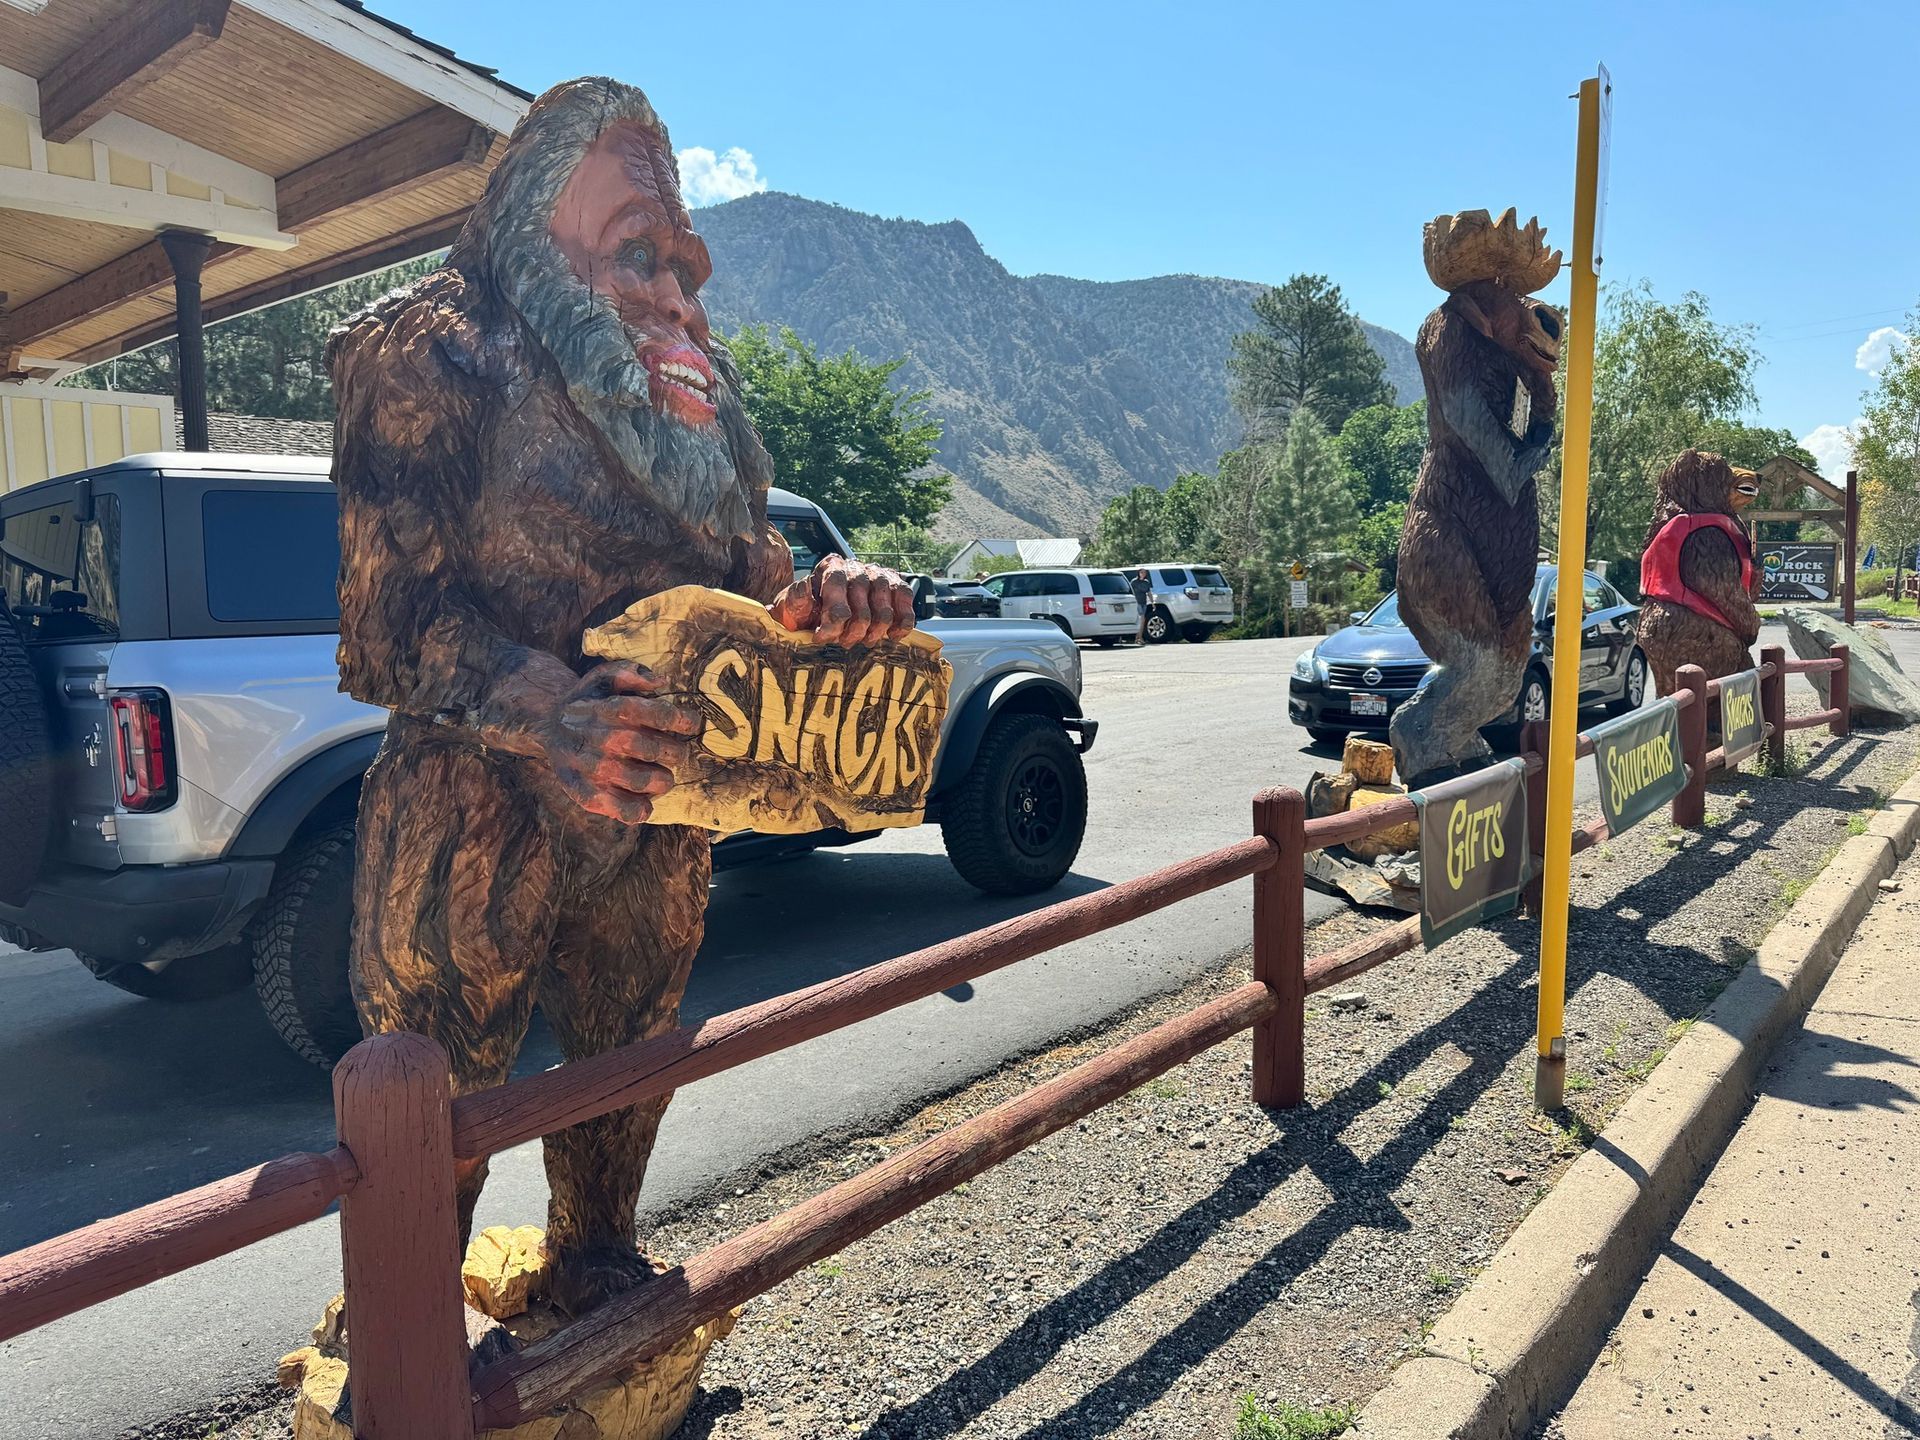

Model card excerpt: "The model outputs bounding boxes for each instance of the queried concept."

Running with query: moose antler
[1423,207,1563,295]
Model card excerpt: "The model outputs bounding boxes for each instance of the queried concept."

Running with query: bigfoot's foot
[544,1242,660,1318]
[464,1304,521,1374]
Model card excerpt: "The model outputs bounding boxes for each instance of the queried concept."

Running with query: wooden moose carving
[584,587,953,834]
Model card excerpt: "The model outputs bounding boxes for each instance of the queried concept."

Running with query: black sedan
[905,574,1000,620]
[1287,564,1649,746]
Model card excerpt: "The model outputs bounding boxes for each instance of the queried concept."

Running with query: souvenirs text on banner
[1411,758,1532,949]
[1719,668,1763,765]
[1586,696,1683,835]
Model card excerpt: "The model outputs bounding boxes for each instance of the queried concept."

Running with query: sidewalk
[1550,850,1920,1439]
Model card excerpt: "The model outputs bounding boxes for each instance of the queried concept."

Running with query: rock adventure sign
[584,586,953,834]
[1410,758,1532,948]
[1587,697,1683,835]
[1719,668,1764,764]
[1758,542,1837,601]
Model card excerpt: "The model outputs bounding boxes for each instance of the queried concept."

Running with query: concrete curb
[1352,763,1920,1440]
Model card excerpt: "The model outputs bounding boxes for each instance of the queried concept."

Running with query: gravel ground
[122,714,1916,1440]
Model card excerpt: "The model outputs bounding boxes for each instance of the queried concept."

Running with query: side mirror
[73,476,94,523]
[1349,611,1365,624]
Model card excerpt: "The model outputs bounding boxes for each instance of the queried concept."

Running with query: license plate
[1110,603,1128,613]
[1351,693,1389,717]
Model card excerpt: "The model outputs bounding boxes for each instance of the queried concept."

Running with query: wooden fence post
[333,1033,474,1440]
[1830,643,1851,738]
[1252,788,1305,1109]
[1673,664,1708,828]
[1521,720,1549,915]
[1760,644,1786,772]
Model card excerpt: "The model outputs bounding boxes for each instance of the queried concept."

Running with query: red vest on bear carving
[1639,512,1756,633]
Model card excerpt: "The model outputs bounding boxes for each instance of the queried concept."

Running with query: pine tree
[1255,412,1359,626]
[1228,274,1393,440]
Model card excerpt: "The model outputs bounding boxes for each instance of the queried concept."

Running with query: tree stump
[281,1227,737,1440]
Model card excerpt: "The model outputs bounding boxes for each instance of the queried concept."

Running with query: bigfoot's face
[548,121,718,429]
[1729,467,1761,511]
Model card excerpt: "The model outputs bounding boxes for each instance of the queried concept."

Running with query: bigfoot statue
[1636,449,1761,693]
[1391,209,1564,787]
[329,78,913,1316]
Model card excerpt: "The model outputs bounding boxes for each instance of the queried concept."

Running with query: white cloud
[1855,325,1909,375]
[1798,420,1860,480]
[676,146,768,207]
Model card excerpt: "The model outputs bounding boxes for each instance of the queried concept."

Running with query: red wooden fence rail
[0,647,1853,1440]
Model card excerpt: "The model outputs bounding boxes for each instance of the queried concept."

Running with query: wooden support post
[1760,645,1786,772]
[333,1033,473,1440]
[1673,665,1708,828]
[1830,644,1851,738]
[160,231,211,453]
[1521,720,1549,916]
[1251,788,1305,1109]
[1844,471,1859,626]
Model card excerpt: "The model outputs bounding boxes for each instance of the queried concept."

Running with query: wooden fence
[0,647,1850,1438]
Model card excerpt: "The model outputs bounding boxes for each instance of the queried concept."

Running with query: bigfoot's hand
[767,554,917,645]
[536,662,701,824]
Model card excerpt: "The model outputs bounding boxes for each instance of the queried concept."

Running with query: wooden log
[1304,795,1415,851]
[1783,656,1844,674]
[470,981,1277,1429]
[278,108,494,233]
[1786,709,1844,732]
[1304,916,1422,994]
[453,835,1276,1159]
[582,587,952,834]
[1673,665,1708,828]
[1342,736,1396,784]
[1760,645,1787,771]
[333,1033,473,1440]
[1830,644,1851,737]
[0,1148,357,1344]
[1251,789,1305,1108]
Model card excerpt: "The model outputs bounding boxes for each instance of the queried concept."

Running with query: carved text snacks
[585,586,953,834]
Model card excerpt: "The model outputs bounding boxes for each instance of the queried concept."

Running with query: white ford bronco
[0,455,1096,1064]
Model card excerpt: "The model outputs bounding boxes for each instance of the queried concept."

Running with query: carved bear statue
[1636,449,1762,694]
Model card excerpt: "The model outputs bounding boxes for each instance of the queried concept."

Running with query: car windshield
[1363,592,1402,627]
[1089,573,1129,595]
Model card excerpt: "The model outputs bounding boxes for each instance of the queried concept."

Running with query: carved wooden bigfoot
[1636,449,1761,694]
[328,78,914,1318]
[1391,209,1564,788]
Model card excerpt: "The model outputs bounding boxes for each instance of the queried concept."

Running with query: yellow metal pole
[1536,73,1606,1110]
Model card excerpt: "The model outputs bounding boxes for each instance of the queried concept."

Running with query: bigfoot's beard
[500,247,759,543]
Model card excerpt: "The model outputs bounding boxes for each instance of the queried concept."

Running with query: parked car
[0,456,1098,1065]
[1128,563,1236,644]
[903,573,999,620]
[978,568,1137,645]
[1287,565,1649,746]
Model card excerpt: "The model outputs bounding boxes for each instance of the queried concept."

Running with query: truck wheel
[88,945,253,1001]
[253,823,361,1067]
[1143,608,1172,644]
[1182,623,1214,644]
[941,712,1087,895]
[0,601,52,905]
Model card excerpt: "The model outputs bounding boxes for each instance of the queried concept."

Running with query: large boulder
[1782,608,1920,726]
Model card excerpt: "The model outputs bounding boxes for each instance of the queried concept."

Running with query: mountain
[696,192,1417,537]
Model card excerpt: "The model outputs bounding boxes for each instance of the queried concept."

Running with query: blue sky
[391,0,1916,477]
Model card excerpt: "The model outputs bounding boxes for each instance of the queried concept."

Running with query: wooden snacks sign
[583,587,953,834]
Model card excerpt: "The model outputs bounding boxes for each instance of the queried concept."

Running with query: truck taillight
[1082,597,1097,615]
[108,689,176,811]
[1184,586,1201,600]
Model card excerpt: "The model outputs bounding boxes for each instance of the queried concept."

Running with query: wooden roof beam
[39,0,232,144]
[8,236,239,351]
[277,107,494,233]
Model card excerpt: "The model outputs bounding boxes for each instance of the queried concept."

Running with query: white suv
[1130,563,1235,644]
[982,569,1138,646]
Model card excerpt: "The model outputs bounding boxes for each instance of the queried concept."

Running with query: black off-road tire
[1143,608,1173,644]
[940,712,1088,896]
[0,602,52,905]
[253,823,362,1067]
[89,945,254,1000]
[1182,624,1214,644]
[1305,726,1345,747]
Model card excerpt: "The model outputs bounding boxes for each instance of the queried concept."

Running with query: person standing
[1131,567,1154,644]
